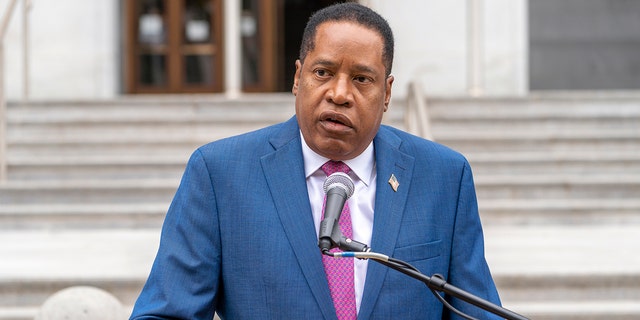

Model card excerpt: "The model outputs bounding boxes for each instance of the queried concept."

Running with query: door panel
[241,0,279,92]
[126,0,223,93]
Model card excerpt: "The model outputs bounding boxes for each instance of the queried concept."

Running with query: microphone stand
[317,189,528,319]
[328,248,529,320]
[376,257,528,320]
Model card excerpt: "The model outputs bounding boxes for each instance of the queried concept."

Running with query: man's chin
[310,140,352,160]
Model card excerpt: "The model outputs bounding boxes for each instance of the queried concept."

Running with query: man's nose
[328,75,353,107]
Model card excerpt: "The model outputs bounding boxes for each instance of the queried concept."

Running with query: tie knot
[321,160,350,176]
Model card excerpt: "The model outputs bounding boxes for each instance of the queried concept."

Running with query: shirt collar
[300,131,375,187]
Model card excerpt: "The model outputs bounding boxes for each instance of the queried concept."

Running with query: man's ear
[384,75,394,112]
[292,59,302,96]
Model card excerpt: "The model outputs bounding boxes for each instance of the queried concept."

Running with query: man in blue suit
[131,3,502,319]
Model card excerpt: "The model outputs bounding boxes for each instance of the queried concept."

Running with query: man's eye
[315,69,329,77]
[355,76,371,83]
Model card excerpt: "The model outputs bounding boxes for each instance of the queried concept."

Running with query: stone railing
[405,80,433,141]
[0,0,31,182]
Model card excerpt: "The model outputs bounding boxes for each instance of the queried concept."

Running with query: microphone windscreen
[323,172,355,198]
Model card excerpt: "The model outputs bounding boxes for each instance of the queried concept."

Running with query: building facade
[1,0,638,101]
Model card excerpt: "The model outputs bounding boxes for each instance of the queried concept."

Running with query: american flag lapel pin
[388,174,399,192]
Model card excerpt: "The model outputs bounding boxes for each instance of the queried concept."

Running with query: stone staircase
[0,94,301,319]
[425,93,640,320]
[1,92,639,319]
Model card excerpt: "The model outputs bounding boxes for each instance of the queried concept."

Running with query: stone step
[474,174,640,199]
[0,180,177,204]
[7,94,402,118]
[8,141,200,159]
[2,175,637,204]
[8,150,640,181]
[6,155,188,181]
[19,132,634,156]
[496,272,640,303]
[8,96,402,127]
[7,121,281,142]
[431,117,640,135]
[506,301,640,320]
[1,198,637,231]
[9,126,403,147]
[435,128,639,140]
[12,106,638,140]
[437,135,639,155]
[0,307,38,320]
[7,302,638,320]
[478,198,640,225]
[467,152,640,175]
[8,125,261,144]
[7,94,294,117]
[430,107,640,120]
[12,113,637,144]
[0,306,134,320]
[426,93,640,118]
[6,155,639,185]
[8,160,635,181]
[0,203,167,229]
[6,162,184,181]
[8,106,289,123]
[3,302,639,320]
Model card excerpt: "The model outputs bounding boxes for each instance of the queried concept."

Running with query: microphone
[318,172,369,254]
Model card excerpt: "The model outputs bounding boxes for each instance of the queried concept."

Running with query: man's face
[293,21,394,160]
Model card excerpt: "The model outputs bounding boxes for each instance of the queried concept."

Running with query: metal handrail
[0,0,30,182]
[405,80,433,141]
[0,0,19,182]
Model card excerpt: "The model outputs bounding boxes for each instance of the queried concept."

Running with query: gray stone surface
[0,95,639,319]
[34,286,126,320]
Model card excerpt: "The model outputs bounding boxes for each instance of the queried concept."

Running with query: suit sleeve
[130,149,221,320]
[446,160,503,319]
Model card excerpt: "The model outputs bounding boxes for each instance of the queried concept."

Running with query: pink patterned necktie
[321,160,357,320]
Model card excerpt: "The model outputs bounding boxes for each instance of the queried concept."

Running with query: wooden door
[240,0,281,92]
[125,0,224,93]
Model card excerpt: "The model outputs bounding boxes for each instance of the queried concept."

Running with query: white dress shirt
[300,132,376,313]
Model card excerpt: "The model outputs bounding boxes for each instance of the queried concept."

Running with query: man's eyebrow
[311,59,338,68]
[312,59,377,74]
[352,64,377,75]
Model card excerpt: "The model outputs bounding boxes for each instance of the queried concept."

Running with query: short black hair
[299,2,394,76]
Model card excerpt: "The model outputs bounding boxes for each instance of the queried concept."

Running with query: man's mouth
[320,112,352,129]
[326,116,345,125]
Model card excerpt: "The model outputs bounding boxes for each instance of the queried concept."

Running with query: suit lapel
[260,117,336,320]
[358,127,415,319]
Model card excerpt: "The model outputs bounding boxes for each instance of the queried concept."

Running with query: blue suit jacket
[130,116,501,319]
